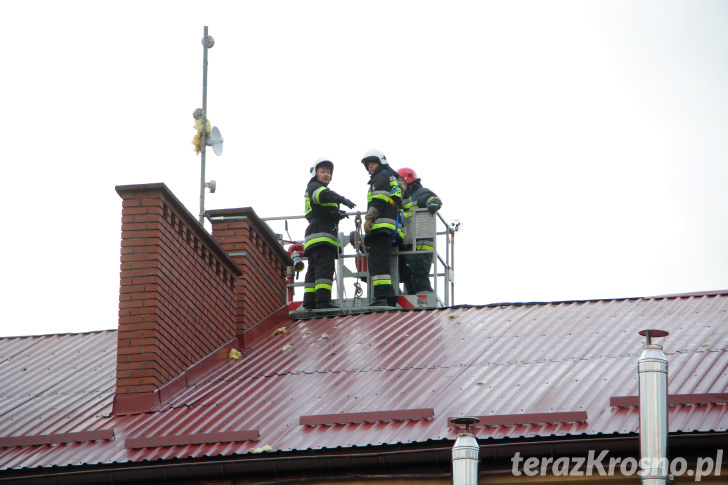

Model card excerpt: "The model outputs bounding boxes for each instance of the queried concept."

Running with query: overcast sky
[2,1,727,337]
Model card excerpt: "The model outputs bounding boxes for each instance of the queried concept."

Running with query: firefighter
[397,167,442,294]
[303,158,356,310]
[361,149,404,307]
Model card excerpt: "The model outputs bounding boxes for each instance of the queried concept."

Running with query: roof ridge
[447,289,728,308]
[0,328,117,339]
[644,289,728,299]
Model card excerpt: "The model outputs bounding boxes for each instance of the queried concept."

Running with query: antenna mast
[196,27,224,224]
[198,26,213,224]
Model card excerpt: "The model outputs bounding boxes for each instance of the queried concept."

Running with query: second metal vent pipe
[638,329,669,485]
[451,417,480,485]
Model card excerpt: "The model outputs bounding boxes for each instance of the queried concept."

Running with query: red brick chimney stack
[207,208,292,335]
[113,185,292,415]
[113,183,241,414]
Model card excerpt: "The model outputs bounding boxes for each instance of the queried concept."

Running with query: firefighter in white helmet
[303,158,356,310]
[397,167,442,295]
[361,149,404,307]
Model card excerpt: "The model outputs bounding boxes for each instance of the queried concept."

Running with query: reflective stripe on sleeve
[313,186,338,207]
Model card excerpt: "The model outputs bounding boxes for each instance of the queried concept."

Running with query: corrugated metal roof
[1,292,727,471]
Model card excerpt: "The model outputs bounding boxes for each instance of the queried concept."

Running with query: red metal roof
[1,291,727,471]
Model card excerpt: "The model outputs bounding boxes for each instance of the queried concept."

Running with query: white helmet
[361,149,388,169]
[310,158,334,175]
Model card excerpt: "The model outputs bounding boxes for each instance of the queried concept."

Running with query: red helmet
[397,167,418,184]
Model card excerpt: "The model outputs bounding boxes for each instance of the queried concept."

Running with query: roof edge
[5,432,726,483]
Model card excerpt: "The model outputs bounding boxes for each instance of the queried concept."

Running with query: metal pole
[432,212,439,301]
[336,232,345,304]
[450,223,455,305]
[199,26,210,225]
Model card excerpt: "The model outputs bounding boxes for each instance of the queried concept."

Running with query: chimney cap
[639,329,669,338]
[450,417,480,433]
[639,328,669,346]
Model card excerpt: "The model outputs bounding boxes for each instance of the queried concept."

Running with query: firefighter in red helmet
[361,149,404,307]
[303,158,356,310]
[397,167,442,295]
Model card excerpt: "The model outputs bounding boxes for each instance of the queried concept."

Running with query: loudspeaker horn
[207,126,224,155]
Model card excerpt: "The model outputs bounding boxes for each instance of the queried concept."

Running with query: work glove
[338,210,349,220]
[364,218,374,235]
[341,198,356,209]
[427,202,440,213]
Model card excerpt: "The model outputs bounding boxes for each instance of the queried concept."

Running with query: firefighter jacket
[403,180,442,251]
[304,177,346,255]
[366,165,404,243]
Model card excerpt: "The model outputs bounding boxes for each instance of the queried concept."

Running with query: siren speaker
[207,126,224,155]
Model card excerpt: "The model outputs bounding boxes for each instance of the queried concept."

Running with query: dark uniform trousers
[367,232,395,301]
[400,251,434,294]
[303,245,337,308]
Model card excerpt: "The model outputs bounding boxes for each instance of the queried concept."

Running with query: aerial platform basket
[261,209,457,319]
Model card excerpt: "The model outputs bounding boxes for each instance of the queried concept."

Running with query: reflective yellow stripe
[313,186,338,207]
[371,222,396,231]
[370,220,404,240]
[304,196,312,215]
[313,186,327,203]
[304,236,339,250]
[389,180,402,199]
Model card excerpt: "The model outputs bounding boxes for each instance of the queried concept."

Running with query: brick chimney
[207,208,292,335]
[113,183,242,414]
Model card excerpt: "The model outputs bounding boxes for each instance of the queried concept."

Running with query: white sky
[2,1,727,337]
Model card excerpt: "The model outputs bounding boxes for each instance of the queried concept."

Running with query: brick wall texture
[208,208,291,334]
[115,184,240,399]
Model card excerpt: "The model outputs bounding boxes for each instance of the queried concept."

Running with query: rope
[392,210,403,244]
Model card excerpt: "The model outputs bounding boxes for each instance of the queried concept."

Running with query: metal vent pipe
[450,417,480,485]
[638,329,669,485]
